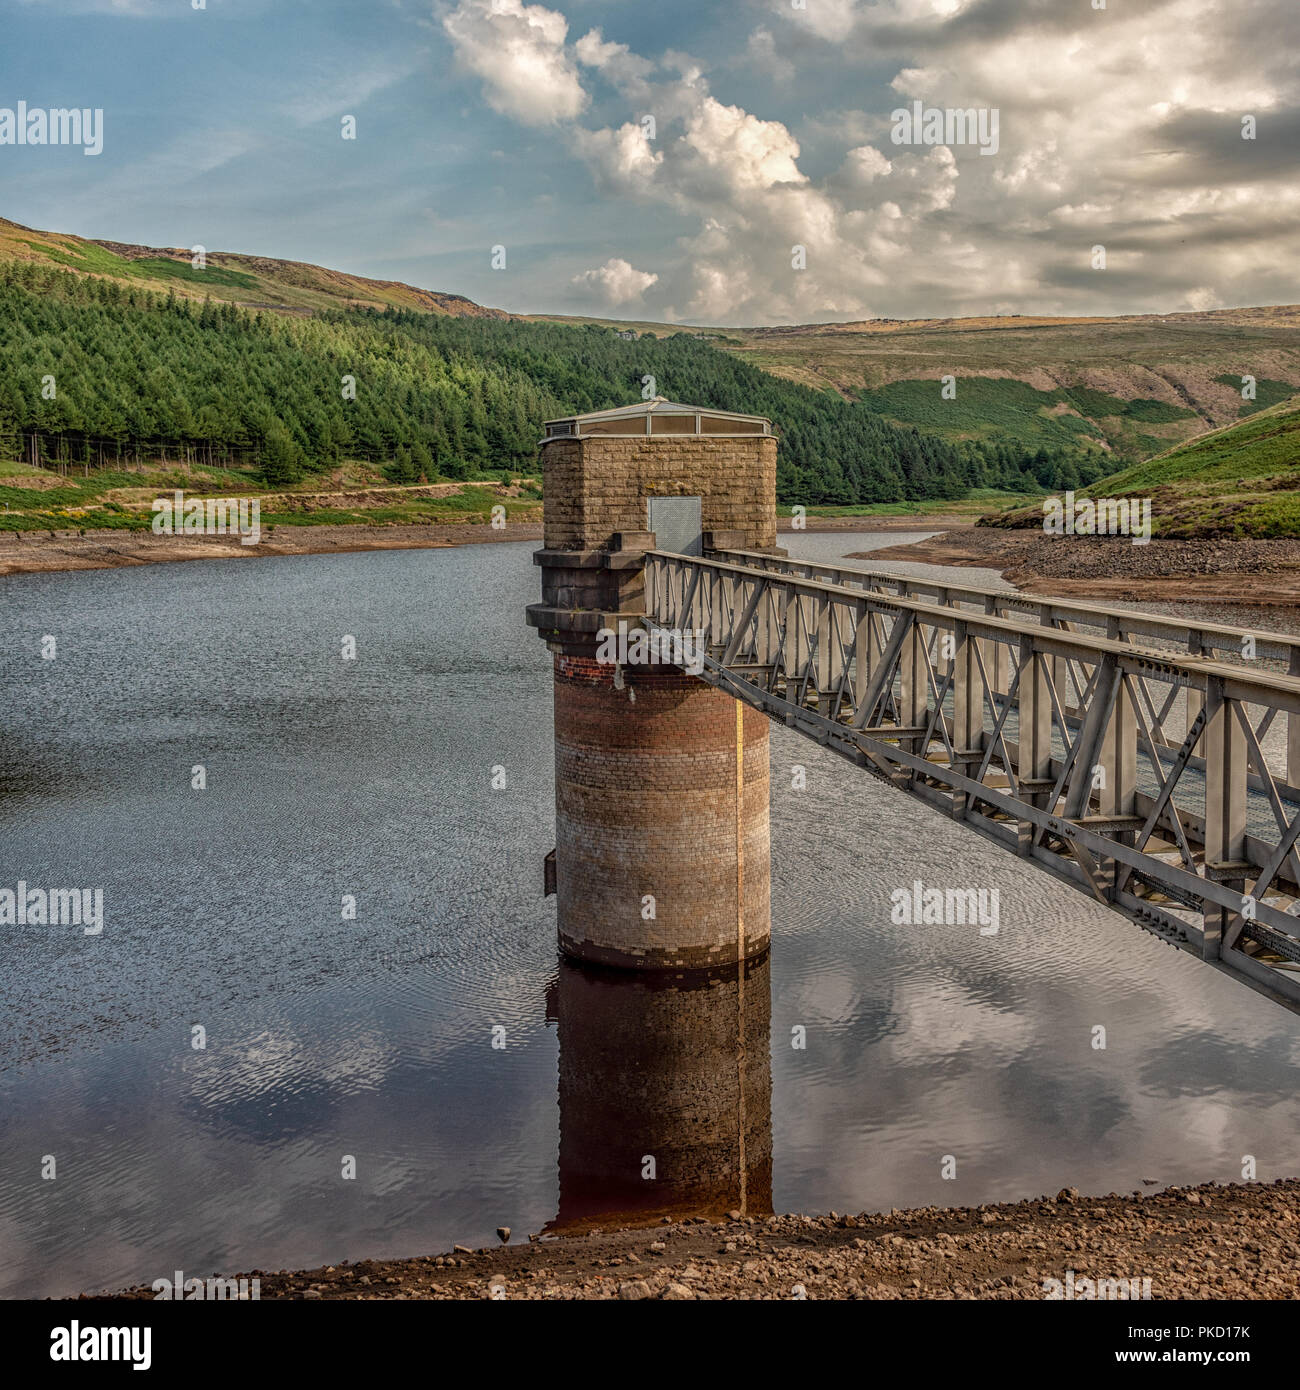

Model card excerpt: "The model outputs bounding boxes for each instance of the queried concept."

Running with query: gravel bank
[862,528,1300,608]
[95,1179,1300,1301]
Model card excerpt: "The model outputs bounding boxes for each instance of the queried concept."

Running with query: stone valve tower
[527,397,779,970]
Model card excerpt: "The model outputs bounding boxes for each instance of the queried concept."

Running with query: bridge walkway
[642,547,1300,1012]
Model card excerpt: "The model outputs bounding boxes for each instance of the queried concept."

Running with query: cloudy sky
[4,0,1297,324]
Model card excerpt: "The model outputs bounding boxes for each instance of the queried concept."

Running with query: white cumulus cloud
[571,257,660,304]
[442,0,588,126]
[440,0,1300,320]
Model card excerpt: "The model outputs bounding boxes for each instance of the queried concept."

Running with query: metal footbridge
[643,546,1300,1012]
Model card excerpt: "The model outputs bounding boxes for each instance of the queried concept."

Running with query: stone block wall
[542,435,777,552]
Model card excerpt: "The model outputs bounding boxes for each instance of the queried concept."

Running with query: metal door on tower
[647,496,703,556]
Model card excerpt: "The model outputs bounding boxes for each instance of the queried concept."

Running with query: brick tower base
[553,654,771,970]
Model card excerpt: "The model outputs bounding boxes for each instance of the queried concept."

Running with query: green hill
[8,210,1297,530]
[980,396,1300,538]
[0,253,1065,530]
[0,215,506,318]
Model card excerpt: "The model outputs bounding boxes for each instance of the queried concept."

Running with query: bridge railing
[644,549,1300,1011]
[712,546,1300,784]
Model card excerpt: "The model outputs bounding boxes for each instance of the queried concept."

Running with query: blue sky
[3,0,1297,324]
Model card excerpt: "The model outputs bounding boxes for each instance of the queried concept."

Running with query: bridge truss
[643,549,1300,1012]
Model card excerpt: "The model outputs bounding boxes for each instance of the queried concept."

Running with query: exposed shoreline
[13,514,1300,610]
[860,526,1300,609]
[0,514,967,579]
[0,520,545,577]
[91,1178,1300,1301]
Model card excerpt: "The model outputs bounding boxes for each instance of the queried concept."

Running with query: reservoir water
[2,532,1297,1297]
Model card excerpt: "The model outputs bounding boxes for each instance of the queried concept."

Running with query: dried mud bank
[861,527,1300,608]
[0,521,546,577]
[0,513,966,578]
[97,1179,1300,1301]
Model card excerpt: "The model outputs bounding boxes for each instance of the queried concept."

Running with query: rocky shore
[862,527,1300,608]
[96,1179,1300,1301]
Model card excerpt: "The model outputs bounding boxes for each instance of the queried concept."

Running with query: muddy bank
[0,513,962,578]
[94,1179,1300,1300]
[860,526,1300,607]
[0,521,546,577]
[776,513,975,534]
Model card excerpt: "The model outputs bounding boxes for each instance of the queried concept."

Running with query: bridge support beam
[951,621,986,819]
[1187,631,1206,748]
[981,595,1009,704]
[1290,649,1300,787]
[1018,644,1054,814]
[1203,676,1248,961]
[898,618,928,733]
[1098,675,1138,818]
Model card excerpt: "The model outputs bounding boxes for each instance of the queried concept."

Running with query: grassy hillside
[726,311,1300,462]
[540,309,1300,464]
[0,216,506,318]
[0,454,544,534]
[980,396,1300,539]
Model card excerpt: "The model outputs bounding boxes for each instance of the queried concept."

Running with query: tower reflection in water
[544,953,773,1232]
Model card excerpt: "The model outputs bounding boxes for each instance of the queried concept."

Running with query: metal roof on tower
[542,397,772,440]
